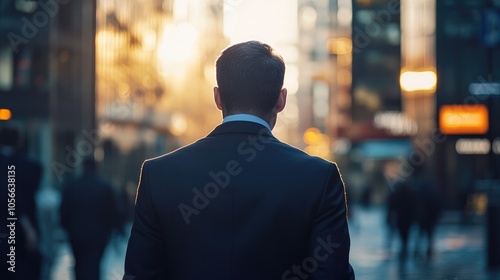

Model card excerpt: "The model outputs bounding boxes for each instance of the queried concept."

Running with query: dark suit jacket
[124,121,354,280]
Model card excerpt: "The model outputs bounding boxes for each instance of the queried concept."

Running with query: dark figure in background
[387,180,416,260]
[0,127,43,280]
[60,158,120,280]
[124,41,354,279]
[412,175,441,259]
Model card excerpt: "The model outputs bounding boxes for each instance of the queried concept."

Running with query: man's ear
[213,87,223,111]
[275,88,287,113]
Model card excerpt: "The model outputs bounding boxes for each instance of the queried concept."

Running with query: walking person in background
[0,127,43,280]
[387,179,416,260]
[60,158,120,280]
[383,160,400,255]
[124,41,354,279]
[412,168,441,259]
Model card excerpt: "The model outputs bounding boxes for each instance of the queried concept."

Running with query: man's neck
[223,114,272,131]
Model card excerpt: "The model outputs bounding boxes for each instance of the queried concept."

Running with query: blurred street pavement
[348,205,500,280]
[50,206,500,280]
[51,231,128,280]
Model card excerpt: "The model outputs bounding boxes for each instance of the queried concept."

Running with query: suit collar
[207,121,276,139]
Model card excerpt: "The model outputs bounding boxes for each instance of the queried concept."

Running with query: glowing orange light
[304,129,331,159]
[303,127,321,145]
[0,109,12,120]
[439,105,488,135]
[327,37,352,55]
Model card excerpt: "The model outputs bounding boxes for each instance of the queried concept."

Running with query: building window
[0,46,14,91]
[14,48,32,91]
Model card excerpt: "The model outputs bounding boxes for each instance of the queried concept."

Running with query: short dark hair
[215,41,285,117]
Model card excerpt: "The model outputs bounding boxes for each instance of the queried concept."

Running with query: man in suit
[124,41,355,280]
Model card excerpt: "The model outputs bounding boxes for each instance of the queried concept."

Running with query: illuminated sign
[374,111,417,136]
[15,0,38,13]
[455,138,490,155]
[469,83,500,96]
[439,105,489,135]
[0,109,12,121]
[493,138,500,155]
[400,71,437,92]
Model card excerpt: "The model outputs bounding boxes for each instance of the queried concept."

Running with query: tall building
[1,0,228,190]
[297,0,333,158]
[352,0,401,124]
[347,0,411,202]
[0,0,96,188]
[345,0,499,208]
[436,0,500,209]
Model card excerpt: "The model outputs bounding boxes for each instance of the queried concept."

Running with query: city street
[349,205,500,280]
[50,205,500,280]
[51,232,128,280]
[2,0,499,279]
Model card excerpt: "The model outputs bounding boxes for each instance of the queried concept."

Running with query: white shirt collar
[222,114,271,131]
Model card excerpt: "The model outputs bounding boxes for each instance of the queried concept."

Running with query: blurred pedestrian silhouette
[383,160,399,253]
[60,157,120,280]
[387,179,416,260]
[411,168,441,259]
[0,127,43,280]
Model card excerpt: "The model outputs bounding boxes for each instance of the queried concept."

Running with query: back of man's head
[215,41,285,118]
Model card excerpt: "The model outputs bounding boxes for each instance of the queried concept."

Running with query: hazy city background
[1,0,500,279]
